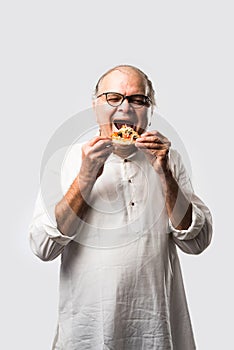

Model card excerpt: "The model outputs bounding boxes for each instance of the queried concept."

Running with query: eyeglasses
[96,92,151,109]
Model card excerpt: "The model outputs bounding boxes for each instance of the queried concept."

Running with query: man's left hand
[135,131,171,175]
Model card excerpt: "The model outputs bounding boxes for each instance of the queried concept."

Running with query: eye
[130,96,146,105]
[107,93,122,103]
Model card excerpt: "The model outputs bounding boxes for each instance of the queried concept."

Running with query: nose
[117,97,131,113]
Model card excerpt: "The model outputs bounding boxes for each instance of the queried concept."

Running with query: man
[30,65,212,349]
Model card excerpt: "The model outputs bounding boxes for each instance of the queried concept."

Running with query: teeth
[114,121,135,130]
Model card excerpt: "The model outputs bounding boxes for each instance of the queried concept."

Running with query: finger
[91,139,113,152]
[138,147,169,158]
[141,130,168,142]
[83,140,113,161]
[135,142,170,150]
[139,135,170,145]
[88,136,111,147]
[96,147,113,159]
[84,144,113,163]
[141,130,162,137]
[136,136,165,144]
[83,138,112,153]
[141,131,156,137]
[88,144,114,161]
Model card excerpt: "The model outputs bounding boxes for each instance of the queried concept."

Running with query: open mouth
[114,120,136,131]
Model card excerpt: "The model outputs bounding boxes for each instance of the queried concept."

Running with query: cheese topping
[111,125,140,144]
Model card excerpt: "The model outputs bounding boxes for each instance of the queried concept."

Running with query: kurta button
[131,202,135,206]
[124,159,128,162]
[128,179,132,183]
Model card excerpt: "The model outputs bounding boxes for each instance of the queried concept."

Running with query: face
[93,68,152,137]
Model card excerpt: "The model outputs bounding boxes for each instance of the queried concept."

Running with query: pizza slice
[111,124,140,145]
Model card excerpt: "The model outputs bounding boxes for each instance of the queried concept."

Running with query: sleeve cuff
[43,224,76,246]
[169,203,206,240]
[32,212,77,246]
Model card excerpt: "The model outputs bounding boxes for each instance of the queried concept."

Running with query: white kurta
[29,143,212,350]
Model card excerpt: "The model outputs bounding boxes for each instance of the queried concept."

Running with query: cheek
[95,104,116,124]
[95,105,117,133]
[95,104,112,123]
[137,109,150,127]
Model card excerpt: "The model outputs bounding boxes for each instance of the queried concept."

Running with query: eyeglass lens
[106,93,150,108]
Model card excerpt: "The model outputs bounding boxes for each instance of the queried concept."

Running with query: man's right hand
[79,136,113,184]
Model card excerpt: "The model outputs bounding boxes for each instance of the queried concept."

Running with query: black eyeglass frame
[96,92,152,108]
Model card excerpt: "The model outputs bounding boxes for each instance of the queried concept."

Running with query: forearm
[160,169,192,230]
[55,175,95,236]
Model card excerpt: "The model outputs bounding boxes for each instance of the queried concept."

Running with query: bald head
[94,65,156,107]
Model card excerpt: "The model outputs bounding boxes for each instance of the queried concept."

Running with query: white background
[1,0,233,349]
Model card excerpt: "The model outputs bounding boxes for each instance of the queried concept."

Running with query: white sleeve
[169,202,205,240]
[168,149,213,254]
[29,144,83,261]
